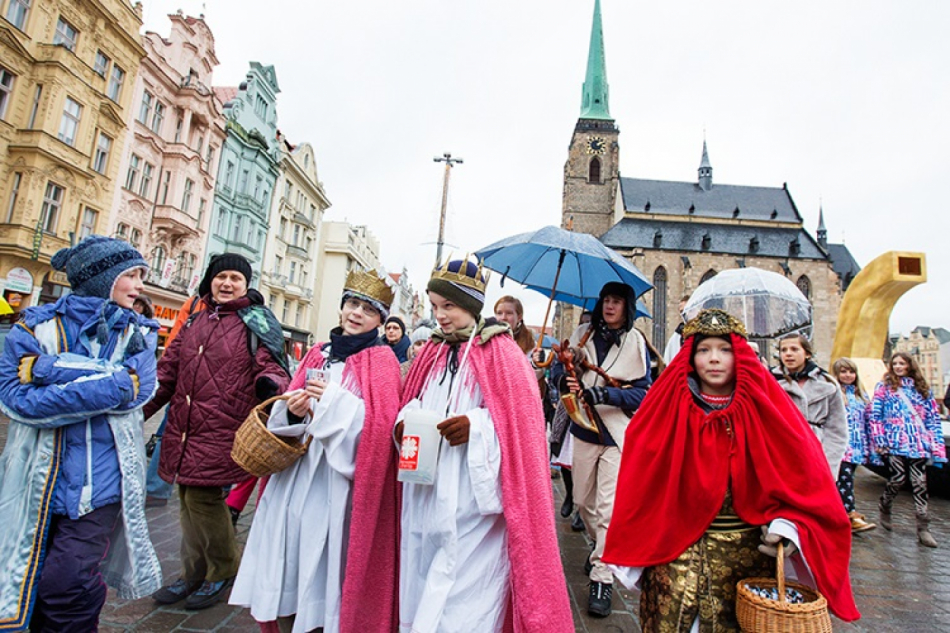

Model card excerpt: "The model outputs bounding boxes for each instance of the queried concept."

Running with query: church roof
[619,177,803,223]
[911,326,950,344]
[600,217,827,260]
[826,242,861,289]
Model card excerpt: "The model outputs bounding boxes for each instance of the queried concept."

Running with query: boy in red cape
[602,309,859,631]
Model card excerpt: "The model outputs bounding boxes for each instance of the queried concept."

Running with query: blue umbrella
[523,282,652,318]
[476,225,652,345]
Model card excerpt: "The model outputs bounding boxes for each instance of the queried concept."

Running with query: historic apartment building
[560,0,858,366]
[108,12,225,339]
[311,221,382,338]
[208,62,280,278]
[260,136,330,358]
[0,0,144,312]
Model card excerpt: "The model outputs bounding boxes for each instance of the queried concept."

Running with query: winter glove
[255,376,280,401]
[758,526,798,558]
[583,386,609,406]
[394,421,405,446]
[17,355,38,384]
[437,415,471,446]
[127,368,140,401]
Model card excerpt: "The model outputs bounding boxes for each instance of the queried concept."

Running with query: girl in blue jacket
[0,236,162,632]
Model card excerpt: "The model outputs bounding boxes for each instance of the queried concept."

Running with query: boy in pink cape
[397,258,573,632]
[230,270,401,633]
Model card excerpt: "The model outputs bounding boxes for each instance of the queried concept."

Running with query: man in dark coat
[382,315,411,362]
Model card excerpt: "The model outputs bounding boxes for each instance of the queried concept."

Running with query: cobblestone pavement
[1,412,948,631]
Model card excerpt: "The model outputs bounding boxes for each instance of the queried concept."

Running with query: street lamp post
[432,152,463,268]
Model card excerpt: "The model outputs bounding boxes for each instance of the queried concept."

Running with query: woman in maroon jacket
[144,254,290,610]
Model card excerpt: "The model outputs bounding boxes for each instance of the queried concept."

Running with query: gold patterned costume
[639,489,772,632]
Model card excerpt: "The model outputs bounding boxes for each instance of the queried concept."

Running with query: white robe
[398,352,509,633]
[230,361,363,633]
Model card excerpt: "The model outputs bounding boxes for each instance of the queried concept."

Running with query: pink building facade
[108,12,225,341]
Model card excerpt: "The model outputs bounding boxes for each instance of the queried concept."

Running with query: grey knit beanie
[50,235,148,299]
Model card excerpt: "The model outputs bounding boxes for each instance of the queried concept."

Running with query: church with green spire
[559,0,859,368]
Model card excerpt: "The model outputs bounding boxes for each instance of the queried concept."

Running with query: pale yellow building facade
[311,221,381,339]
[0,0,144,310]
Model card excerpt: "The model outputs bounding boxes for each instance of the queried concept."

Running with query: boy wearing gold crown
[602,309,859,630]
[397,258,573,632]
[230,269,402,633]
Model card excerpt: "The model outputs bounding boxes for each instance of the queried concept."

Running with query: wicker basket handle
[259,393,293,408]
[776,542,786,602]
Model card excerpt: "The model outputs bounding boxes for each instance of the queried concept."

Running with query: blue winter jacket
[0,295,159,518]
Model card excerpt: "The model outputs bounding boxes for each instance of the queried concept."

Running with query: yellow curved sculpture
[832,251,926,384]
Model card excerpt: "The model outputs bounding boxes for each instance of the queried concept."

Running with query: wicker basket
[736,543,832,633]
[231,394,313,478]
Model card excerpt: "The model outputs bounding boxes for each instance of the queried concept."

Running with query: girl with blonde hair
[831,357,877,532]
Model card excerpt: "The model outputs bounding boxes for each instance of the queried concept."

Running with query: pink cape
[273,342,402,633]
[402,334,574,633]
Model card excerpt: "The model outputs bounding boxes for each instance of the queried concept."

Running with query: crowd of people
[0,233,946,632]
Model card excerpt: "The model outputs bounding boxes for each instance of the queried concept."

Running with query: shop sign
[187,273,200,295]
[160,260,176,288]
[153,303,180,323]
[47,271,70,286]
[5,267,34,293]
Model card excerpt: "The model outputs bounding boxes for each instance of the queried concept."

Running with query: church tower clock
[562,0,620,239]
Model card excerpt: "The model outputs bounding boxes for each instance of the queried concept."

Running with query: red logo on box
[399,436,420,471]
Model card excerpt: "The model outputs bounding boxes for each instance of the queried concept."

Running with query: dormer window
[701,233,711,250]
[749,236,760,253]
[653,230,662,248]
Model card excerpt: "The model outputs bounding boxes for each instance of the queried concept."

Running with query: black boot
[560,469,574,518]
[587,581,613,618]
[229,506,241,528]
[571,511,585,532]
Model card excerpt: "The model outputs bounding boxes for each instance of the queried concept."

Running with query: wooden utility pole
[433,152,463,268]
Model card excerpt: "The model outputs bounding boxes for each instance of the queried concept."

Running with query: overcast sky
[142,0,948,338]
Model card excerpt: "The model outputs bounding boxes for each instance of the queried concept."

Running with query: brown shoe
[849,511,876,533]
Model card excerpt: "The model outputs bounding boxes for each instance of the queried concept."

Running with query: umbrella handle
[533,249,566,368]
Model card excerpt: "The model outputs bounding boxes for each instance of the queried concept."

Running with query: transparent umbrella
[682,267,812,338]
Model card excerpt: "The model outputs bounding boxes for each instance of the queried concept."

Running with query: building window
[182,179,194,212]
[5,172,22,223]
[232,215,243,242]
[282,300,289,323]
[206,145,216,171]
[258,229,265,250]
[125,154,140,190]
[245,218,255,245]
[151,101,165,134]
[58,97,82,146]
[224,161,235,189]
[194,135,203,156]
[54,17,78,51]
[107,65,125,101]
[293,224,301,246]
[138,91,152,124]
[78,207,98,239]
[289,261,296,284]
[588,157,601,183]
[129,228,141,249]
[182,253,196,283]
[174,109,183,142]
[116,222,128,239]
[216,208,228,234]
[239,170,249,193]
[700,269,717,285]
[92,132,112,174]
[0,67,14,120]
[197,198,206,225]
[255,94,267,119]
[274,255,283,275]
[27,84,42,128]
[139,162,153,198]
[5,0,30,30]
[295,305,303,328]
[267,294,276,310]
[253,175,262,201]
[279,217,287,240]
[283,179,292,200]
[796,274,811,300]
[150,246,166,275]
[93,50,110,77]
[40,181,64,233]
[159,170,170,204]
[651,266,668,350]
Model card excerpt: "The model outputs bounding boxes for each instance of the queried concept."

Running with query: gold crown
[682,308,748,339]
[430,254,489,294]
[344,268,394,308]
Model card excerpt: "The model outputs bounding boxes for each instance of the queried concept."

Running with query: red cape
[601,334,859,621]
[402,334,574,633]
[290,344,402,633]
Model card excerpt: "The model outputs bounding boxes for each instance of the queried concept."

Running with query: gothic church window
[796,274,811,299]
[588,157,601,183]
[652,266,668,350]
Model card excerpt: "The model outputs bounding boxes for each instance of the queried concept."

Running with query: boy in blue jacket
[0,236,162,632]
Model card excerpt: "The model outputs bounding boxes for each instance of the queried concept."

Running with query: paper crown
[430,254,489,295]
[682,308,748,339]
[344,268,394,308]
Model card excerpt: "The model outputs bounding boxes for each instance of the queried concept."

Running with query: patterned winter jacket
[841,385,877,465]
[869,378,946,462]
